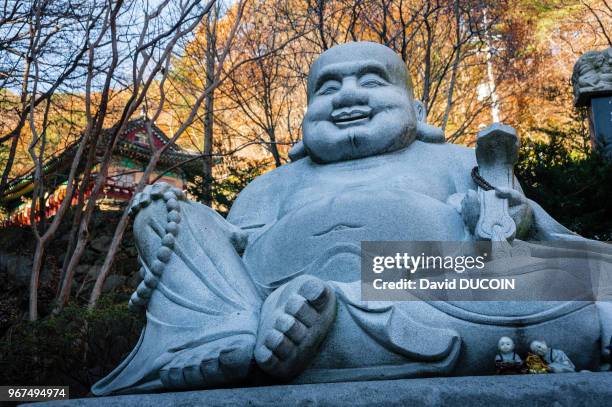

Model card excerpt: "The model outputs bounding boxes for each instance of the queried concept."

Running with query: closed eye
[361,80,383,88]
[317,80,341,95]
[359,73,387,88]
[319,86,339,95]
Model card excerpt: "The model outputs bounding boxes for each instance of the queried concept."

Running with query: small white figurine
[495,336,522,374]
[529,340,575,373]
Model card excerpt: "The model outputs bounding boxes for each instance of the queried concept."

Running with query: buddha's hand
[129,182,186,218]
[460,187,533,239]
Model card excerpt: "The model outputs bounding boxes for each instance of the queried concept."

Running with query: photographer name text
[372,277,516,291]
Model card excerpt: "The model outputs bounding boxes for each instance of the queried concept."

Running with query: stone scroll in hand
[474,123,520,258]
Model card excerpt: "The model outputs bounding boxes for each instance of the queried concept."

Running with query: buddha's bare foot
[254,275,336,380]
[159,334,255,389]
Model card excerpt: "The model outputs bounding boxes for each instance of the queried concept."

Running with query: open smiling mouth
[331,108,371,126]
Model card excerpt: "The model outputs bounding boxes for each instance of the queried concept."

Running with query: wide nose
[331,78,369,109]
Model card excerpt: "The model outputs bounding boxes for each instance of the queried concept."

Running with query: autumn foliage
[0,0,611,322]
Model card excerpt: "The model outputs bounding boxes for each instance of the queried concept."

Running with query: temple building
[0,119,202,226]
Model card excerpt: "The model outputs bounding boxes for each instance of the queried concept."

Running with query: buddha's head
[302,42,418,163]
[498,336,515,354]
[530,340,548,357]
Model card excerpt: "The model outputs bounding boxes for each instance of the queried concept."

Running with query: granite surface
[28,372,612,407]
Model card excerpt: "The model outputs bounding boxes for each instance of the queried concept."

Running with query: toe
[160,355,189,388]
[285,294,318,327]
[254,345,279,371]
[182,361,204,387]
[298,278,329,311]
[166,366,185,388]
[219,346,252,381]
[264,329,295,360]
[200,357,224,385]
[159,368,170,387]
[275,314,307,345]
[219,346,250,370]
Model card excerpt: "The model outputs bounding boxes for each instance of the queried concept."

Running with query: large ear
[413,99,427,122]
[414,99,445,143]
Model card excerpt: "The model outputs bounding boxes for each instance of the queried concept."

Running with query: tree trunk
[317,0,328,50]
[88,202,131,308]
[482,7,500,122]
[202,9,217,206]
[58,191,83,294]
[268,129,282,167]
[58,127,99,289]
[442,0,461,131]
[0,134,20,195]
[56,226,90,310]
[28,238,46,321]
[421,17,433,112]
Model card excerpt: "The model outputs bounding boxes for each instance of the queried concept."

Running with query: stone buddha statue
[92,42,612,396]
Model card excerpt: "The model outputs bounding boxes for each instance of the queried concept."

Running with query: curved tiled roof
[1,118,202,205]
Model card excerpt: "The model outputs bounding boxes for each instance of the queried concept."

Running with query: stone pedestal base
[28,372,612,407]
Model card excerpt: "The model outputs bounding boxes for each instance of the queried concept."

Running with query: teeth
[331,108,371,124]
[335,113,368,123]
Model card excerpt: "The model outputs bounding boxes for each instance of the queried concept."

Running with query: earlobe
[288,141,308,161]
[416,122,445,143]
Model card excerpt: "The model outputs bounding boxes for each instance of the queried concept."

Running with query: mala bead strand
[128,183,185,313]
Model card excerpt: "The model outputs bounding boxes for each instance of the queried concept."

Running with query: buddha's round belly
[243,189,468,287]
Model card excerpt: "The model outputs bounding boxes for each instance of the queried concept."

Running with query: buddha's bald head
[302,42,418,163]
[307,42,413,101]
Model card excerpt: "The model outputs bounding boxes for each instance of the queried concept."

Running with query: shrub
[515,130,612,241]
[0,296,143,397]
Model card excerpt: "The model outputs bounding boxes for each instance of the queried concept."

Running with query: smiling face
[498,337,515,354]
[302,42,417,163]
